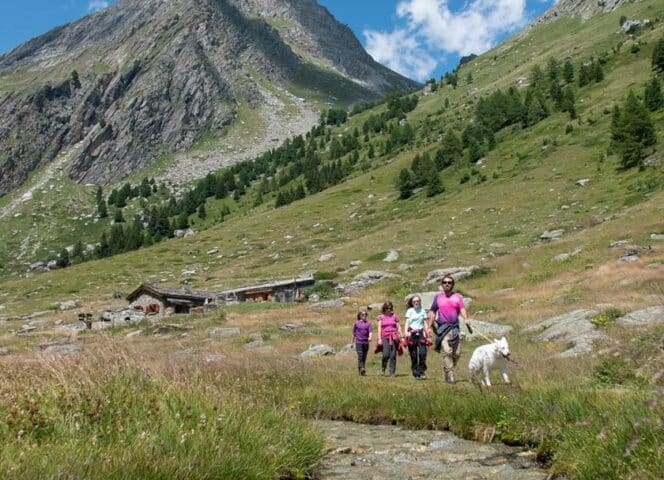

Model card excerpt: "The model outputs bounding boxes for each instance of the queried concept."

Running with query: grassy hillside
[0,2,663,479]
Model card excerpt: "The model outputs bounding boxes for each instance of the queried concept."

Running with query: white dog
[468,337,511,387]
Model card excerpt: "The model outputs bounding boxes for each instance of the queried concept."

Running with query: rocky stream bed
[316,420,547,479]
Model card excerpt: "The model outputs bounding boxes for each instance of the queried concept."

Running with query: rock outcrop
[0,0,418,196]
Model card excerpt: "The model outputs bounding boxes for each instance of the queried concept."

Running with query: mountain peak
[0,0,418,195]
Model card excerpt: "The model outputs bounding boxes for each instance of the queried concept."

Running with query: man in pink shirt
[427,275,470,383]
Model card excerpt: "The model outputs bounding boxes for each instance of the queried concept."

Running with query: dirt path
[316,420,547,479]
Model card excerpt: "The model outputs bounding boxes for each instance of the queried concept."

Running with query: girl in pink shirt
[376,301,401,377]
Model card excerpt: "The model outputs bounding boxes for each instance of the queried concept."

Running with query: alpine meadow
[0,0,662,479]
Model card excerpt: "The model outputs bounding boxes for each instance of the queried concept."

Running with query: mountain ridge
[0,0,418,196]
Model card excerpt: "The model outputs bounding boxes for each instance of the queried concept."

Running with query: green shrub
[590,307,624,327]
[313,271,338,281]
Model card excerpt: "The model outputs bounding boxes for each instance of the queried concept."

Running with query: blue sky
[0,0,556,81]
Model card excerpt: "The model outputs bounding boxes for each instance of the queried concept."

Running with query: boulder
[308,293,321,302]
[540,229,564,241]
[522,309,607,357]
[337,343,354,355]
[318,253,335,262]
[299,344,335,358]
[575,178,590,187]
[206,354,226,362]
[0,347,10,355]
[59,300,81,311]
[424,266,479,285]
[279,323,306,332]
[310,299,345,309]
[153,324,191,335]
[650,234,664,241]
[384,250,399,262]
[207,327,241,337]
[344,270,398,293]
[615,306,663,326]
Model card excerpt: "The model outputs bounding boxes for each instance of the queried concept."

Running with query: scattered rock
[650,234,664,241]
[615,306,663,326]
[29,262,48,272]
[644,153,661,167]
[344,270,398,293]
[540,229,564,241]
[243,339,271,350]
[308,293,321,302]
[489,242,505,249]
[575,178,590,187]
[125,330,143,338]
[207,247,219,255]
[152,324,191,335]
[522,309,607,357]
[337,343,354,355]
[206,354,226,362]
[318,253,335,262]
[300,344,335,358]
[619,19,650,34]
[0,347,10,355]
[424,266,479,285]
[102,309,146,324]
[553,248,582,262]
[384,250,399,262]
[619,254,640,263]
[397,263,412,271]
[349,260,363,267]
[59,300,81,311]
[609,239,630,248]
[280,323,306,332]
[207,327,241,337]
[17,325,37,334]
[310,299,345,309]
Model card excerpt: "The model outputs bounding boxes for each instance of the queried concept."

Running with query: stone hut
[126,284,216,315]
[217,276,315,303]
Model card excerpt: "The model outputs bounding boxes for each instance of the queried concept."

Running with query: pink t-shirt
[378,313,399,338]
[430,292,465,324]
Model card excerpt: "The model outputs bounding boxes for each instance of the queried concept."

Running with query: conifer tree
[546,57,561,84]
[97,198,108,218]
[611,91,657,169]
[578,63,592,87]
[652,35,664,73]
[113,208,124,223]
[563,59,574,84]
[72,240,84,259]
[198,203,207,219]
[396,168,415,199]
[57,248,70,268]
[644,77,663,111]
[426,173,444,197]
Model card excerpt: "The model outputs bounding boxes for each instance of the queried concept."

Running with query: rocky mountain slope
[532,0,630,25]
[0,0,418,196]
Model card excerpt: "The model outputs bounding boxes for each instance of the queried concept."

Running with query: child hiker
[351,309,372,376]
[404,295,428,379]
[376,301,401,377]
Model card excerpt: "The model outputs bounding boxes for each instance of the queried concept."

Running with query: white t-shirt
[406,307,426,330]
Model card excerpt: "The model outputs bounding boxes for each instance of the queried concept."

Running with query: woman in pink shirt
[376,301,401,377]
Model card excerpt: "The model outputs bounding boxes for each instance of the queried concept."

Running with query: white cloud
[363,0,530,80]
[364,28,438,81]
[87,1,110,12]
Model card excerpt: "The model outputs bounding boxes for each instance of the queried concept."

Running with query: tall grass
[0,345,322,479]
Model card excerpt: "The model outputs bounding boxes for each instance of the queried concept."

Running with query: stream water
[316,420,547,479]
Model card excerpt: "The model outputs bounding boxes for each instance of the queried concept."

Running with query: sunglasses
[442,281,454,285]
